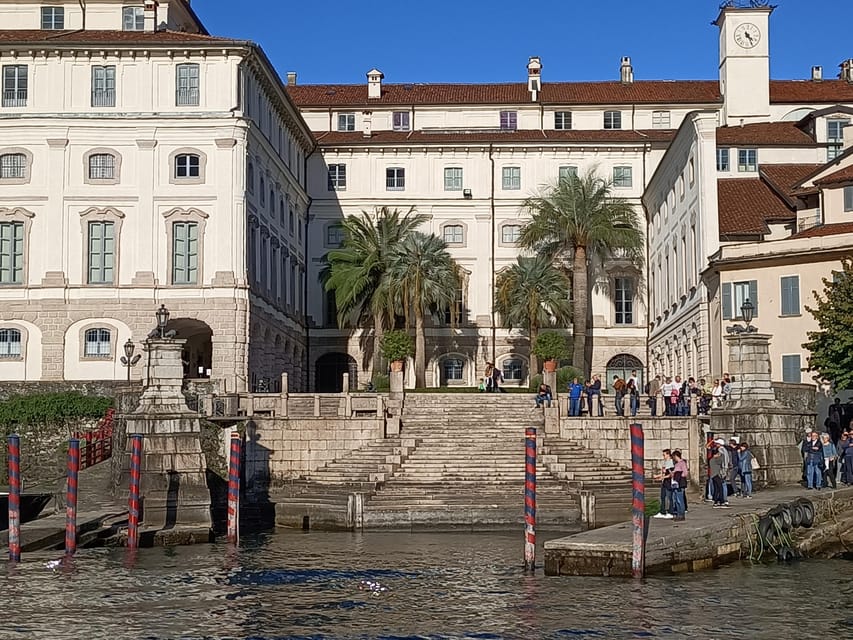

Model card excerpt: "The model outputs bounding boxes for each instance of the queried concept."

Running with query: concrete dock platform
[544,485,853,577]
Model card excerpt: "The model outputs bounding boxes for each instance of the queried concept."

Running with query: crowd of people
[801,424,853,489]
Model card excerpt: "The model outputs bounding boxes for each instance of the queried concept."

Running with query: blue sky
[194,0,853,84]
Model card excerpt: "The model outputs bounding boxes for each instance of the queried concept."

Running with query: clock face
[734,23,761,49]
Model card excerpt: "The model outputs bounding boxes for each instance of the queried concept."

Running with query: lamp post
[120,338,142,383]
[156,304,170,338]
[741,298,755,329]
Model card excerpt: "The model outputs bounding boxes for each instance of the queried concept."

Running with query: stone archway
[605,353,644,394]
[169,318,213,378]
[314,352,357,392]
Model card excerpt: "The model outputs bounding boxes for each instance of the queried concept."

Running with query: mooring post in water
[524,427,537,572]
[630,422,645,579]
[127,434,143,550]
[227,432,242,545]
[65,438,80,556]
[7,434,21,562]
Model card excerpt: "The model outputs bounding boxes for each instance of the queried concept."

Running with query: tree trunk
[572,246,588,376]
[529,325,539,380]
[372,309,384,380]
[414,310,426,388]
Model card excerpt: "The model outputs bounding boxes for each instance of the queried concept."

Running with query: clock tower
[715,3,774,126]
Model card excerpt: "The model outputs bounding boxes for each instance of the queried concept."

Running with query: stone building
[0,0,313,391]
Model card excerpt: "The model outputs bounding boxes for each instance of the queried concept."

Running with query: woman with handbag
[738,442,756,498]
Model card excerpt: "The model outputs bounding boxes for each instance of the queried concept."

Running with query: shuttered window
[722,280,758,320]
[782,354,802,383]
[172,222,198,284]
[0,222,24,284]
[87,221,115,284]
[780,276,800,316]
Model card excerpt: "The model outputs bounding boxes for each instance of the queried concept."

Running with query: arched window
[260,177,266,206]
[502,358,524,381]
[442,357,464,381]
[0,152,27,180]
[174,153,200,178]
[0,328,22,358]
[84,328,112,358]
[247,162,255,192]
[88,153,116,180]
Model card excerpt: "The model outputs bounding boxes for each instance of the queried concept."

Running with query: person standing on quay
[670,450,689,521]
[653,449,674,519]
[648,374,661,416]
[801,431,824,490]
[587,374,603,416]
[820,432,838,489]
[737,442,755,498]
[568,377,584,416]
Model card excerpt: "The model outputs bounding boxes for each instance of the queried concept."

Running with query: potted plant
[380,330,414,372]
[532,331,569,373]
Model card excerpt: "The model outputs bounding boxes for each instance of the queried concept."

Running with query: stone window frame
[440,220,467,248]
[0,147,33,185]
[83,148,122,185]
[498,222,523,247]
[79,323,117,360]
[324,221,345,248]
[168,147,207,185]
[0,324,27,362]
[163,207,208,287]
[438,352,469,386]
[0,207,35,287]
[79,207,125,286]
[612,274,637,327]
[498,353,528,382]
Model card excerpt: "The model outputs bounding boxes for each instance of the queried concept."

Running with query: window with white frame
[502,358,523,381]
[554,111,572,130]
[827,119,849,161]
[337,113,356,131]
[444,167,463,191]
[0,328,21,358]
[0,153,26,179]
[175,64,200,106]
[172,222,199,284]
[500,111,517,130]
[326,224,345,247]
[604,111,622,129]
[84,328,111,358]
[613,166,633,188]
[41,6,64,29]
[328,164,346,191]
[386,167,405,190]
[782,354,802,383]
[722,280,758,320]
[2,65,28,107]
[443,224,464,245]
[0,221,24,284]
[845,186,853,212]
[442,357,464,381]
[87,221,115,284]
[780,275,800,316]
[91,66,116,107]
[737,149,757,172]
[392,111,410,131]
[122,6,145,31]
[614,277,634,324]
[88,153,116,180]
[502,166,521,190]
[558,165,578,182]
[174,153,200,179]
[651,110,671,129]
[501,224,522,244]
[716,148,730,171]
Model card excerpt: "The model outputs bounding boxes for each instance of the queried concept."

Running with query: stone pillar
[724,333,775,408]
[543,370,558,398]
[120,339,212,534]
[389,369,405,400]
[655,396,665,416]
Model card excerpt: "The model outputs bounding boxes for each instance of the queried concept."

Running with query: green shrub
[532,331,569,361]
[529,366,585,391]
[371,374,390,392]
[0,392,113,429]
[380,330,414,362]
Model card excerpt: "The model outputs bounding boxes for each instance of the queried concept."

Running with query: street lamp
[741,298,755,328]
[156,304,170,338]
[120,338,142,382]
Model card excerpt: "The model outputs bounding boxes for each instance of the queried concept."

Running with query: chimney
[286,71,297,87]
[362,111,372,138]
[841,59,853,83]
[527,56,542,102]
[367,68,384,100]
[620,56,634,84]
[811,66,823,82]
[143,0,158,33]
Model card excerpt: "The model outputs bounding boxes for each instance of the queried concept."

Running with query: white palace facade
[0,1,851,390]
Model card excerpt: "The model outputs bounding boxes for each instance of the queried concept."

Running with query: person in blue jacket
[568,377,584,416]
[801,430,824,490]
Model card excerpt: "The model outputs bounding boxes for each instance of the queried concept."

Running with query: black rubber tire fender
[790,503,804,528]
[777,546,795,562]
[758,514,778,544]
[767,506,787,533]
[799,500,815,528]
[779,505,793,531]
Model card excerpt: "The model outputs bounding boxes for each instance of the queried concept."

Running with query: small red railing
[74,408,115,470]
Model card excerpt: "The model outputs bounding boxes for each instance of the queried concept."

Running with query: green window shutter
[173,222,186,283]
[749,280,758,318]
[781,276,800,316]
[722,282,732,320]
[187,222,198,284]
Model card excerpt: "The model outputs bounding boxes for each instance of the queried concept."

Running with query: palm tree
[322,206,428,375]
[495,255,572,376]
[519,170,644,375]
[388,231,460,388]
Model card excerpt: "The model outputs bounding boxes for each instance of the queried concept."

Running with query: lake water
[2,530,852,639]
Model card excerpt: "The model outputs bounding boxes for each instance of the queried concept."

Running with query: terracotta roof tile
[789,221,853,239]
[716,122,817,147]
[0,29,239,45]
[814,164,853,186]
[314,129,676,146]
[769,80,853,104]
[759,163,823,198]
[717,178,796,236]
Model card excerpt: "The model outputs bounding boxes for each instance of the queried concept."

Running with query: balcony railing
[176,88,199,106]
[91,89,116,107]
[797,214,823,233]
[2,90,27,107]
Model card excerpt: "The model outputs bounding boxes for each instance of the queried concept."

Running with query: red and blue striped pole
[630,422,646,579]
[524,427,537,572]
[127,434,143,550]
[7,434,21,563]
[65,438,80,556]
[227,432,242,545]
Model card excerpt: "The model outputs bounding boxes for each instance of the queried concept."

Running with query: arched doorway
[169,318,213,378]
[606,353,644,394]
[315,352,358,392]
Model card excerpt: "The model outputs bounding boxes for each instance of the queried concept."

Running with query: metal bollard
[227,432,242,545]
[127,434,143,550]
[630,422,646,579]
[65,438,80,556]
[523,427,537,572]
[7,434,21,562]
